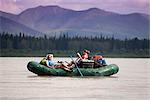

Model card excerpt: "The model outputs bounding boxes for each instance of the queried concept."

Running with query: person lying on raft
[40,54,72,71]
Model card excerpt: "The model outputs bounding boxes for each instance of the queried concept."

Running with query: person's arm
[46,60,49,66]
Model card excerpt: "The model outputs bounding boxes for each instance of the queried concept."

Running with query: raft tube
[27,61,119,76]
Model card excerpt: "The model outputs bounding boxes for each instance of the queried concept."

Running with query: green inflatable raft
[27,61,119,76]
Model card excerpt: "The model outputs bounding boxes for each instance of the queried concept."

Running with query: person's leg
[54,64,71,71]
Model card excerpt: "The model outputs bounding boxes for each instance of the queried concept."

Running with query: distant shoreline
[1,33,149,58]
[0,50,149,58]
[0,56,149,58]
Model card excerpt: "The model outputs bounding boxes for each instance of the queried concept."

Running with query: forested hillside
[0,32,149,57]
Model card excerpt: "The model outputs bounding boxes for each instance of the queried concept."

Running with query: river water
[0,57,149,100]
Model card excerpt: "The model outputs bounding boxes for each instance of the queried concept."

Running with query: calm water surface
[0,57,149,100]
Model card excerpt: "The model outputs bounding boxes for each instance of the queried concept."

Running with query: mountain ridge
[0,5,149,39]
[0,16,41,36]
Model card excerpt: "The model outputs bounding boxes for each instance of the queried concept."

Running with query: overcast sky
[0,0,149,14]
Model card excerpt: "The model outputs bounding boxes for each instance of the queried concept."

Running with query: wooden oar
[70,56,83,77]
[77,52,82,59]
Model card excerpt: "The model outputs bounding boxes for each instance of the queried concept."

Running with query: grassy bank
[0,49,149,58]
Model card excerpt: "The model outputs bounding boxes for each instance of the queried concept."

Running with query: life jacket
[39,57,47,66]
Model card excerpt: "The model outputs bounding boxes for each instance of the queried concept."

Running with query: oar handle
[70,56,83,77]
[77,52,82,59]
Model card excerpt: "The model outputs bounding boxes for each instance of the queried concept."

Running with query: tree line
[0,32,149,57]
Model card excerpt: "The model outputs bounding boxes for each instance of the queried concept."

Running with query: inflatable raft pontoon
[27,61,119,76]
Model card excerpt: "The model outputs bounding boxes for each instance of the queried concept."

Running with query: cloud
[0,0,23,14]
[0,0,149,14]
